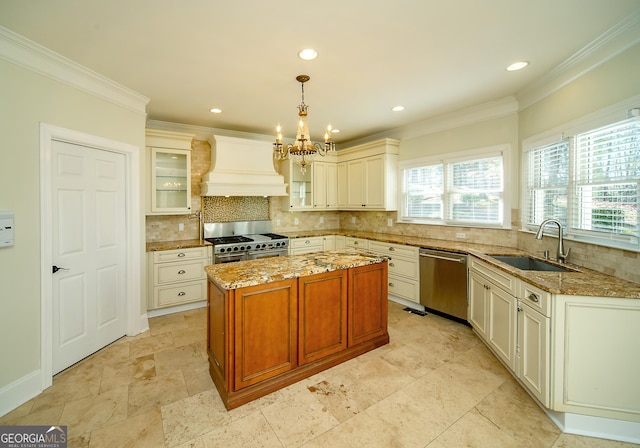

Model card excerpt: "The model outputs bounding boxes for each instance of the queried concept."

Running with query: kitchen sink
[491,256,575,272]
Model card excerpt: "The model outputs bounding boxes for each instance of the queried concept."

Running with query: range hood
[200,135,288,196]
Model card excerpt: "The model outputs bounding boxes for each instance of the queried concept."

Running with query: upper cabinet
[146,129,194,215]
[337,138,399,211]
[280,154,338,211]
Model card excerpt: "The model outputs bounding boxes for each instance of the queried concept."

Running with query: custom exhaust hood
[200,135,288,197]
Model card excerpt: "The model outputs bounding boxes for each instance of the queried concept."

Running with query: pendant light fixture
[273,75,335,173]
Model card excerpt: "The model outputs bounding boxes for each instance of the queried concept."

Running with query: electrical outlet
[351,216,356,224]
[178,223,184,232]
[319,217,324,224]
[456,232,466,239]
[294,218,299,225]
[276,219,281,226]
[387,218,393,227]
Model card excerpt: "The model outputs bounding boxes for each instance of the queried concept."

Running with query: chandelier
[273,74,336,173]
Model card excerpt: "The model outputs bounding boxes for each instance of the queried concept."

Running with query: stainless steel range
[204,220,289,264]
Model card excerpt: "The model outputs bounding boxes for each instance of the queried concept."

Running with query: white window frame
[522,95,640,252]
[398,144,511,229]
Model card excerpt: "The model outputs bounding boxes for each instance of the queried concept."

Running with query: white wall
[0,56,146,401]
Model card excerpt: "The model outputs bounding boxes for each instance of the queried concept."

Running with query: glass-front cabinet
[151,148,191,213]
[280,158,314,210]
[146,129,194,215]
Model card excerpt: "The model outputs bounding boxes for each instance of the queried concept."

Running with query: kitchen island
[205,249,389,410]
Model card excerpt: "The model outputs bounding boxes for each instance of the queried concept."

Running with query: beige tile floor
[2,302,638,448]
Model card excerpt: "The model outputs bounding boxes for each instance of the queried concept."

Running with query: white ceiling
[1,0,639,144]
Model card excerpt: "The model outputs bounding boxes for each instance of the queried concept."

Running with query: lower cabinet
[468,269,517,371]
[207,262,389,409]
[148,246,210,310]
[469,255,640,429]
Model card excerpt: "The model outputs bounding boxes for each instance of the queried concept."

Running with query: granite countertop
[146,239,211,251]
[146,231,639,299]
[284,230,640,299]
[205,249,386,290]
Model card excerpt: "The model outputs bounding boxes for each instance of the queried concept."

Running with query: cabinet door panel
[208,282,228,388]
[299,271,348,365]
[518,303,549,406]
[234,280,297,390]
[348,263,388,346]
[487,286,517,371]
[468,272,488,337]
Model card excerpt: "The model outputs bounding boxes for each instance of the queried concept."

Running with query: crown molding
[0,25,149,115]
[516,8,640,110]
[145,119,273,142]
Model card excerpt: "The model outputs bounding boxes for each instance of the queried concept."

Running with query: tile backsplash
[145,138,638,284]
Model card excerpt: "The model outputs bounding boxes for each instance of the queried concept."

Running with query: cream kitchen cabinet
[368,240,420,303]
[322,235,336,250]
[281,155,338,211]
[312,160,338,210]
[344,237,369,250]
[468,262,518,372]
[469,255,640,431]
[337,138,399,211]
[148,246,210,310]
[289,236,324,255]
[551,294,640,424]
[280,158,313,210]
[517,282,551,407]
[146,129,194,215]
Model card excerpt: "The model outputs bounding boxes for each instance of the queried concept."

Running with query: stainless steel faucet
[535,218,570,263]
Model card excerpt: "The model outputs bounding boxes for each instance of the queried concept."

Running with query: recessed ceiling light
[210,108,222,113]
[392,106,405,112]
[331,128,340,133]
[506,61,529,71]
[298,48,318,61]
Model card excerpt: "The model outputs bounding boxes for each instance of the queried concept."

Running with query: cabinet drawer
[387,275,419,303]
[290,246,322,255]
[387,256,419,279]
[290,236,324,248]
[345,237,369,249]
[153,246,209,263]
[154,281,207,308]
[520,281,551,317]
[154,259,208,285]
[368,241,419,259]
[469,257,517,295]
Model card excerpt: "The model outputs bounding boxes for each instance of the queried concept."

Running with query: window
[400,145,509,228]
[524,116,639,250]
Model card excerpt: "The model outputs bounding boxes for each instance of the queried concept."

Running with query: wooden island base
[206,260,389,410]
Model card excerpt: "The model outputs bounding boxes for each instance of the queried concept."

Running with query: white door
[51,139,127,374]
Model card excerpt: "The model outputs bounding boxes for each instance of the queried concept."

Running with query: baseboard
[146,300,207,318]
[0,370,43,418]
[547,409,640,444]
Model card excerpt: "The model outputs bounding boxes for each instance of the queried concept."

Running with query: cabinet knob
[389,262,395,267]
[178,291,186,296]
[528,293,540,303]
[517,306,523,312]
[177,252,186,257]
[354,241,359,245]
[388,282,394,287]
[389,247,395,251]
[178,269,186,274]
[305,240,310,244]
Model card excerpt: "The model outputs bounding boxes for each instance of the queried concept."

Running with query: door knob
[52,266,69,274]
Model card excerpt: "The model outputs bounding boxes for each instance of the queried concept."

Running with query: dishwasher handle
[419,250,466,264]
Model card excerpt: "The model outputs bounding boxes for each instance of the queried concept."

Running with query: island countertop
[205,249,386,290]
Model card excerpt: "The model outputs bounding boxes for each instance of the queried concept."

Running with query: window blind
[525,140,569,227]
[447,155,503,224]
[402,164,443,219]
[573,117,639,239]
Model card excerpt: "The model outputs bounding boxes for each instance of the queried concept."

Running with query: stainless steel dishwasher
[419,248,468,322]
